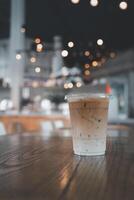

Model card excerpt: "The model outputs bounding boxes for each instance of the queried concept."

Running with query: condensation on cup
[66,93,109,156]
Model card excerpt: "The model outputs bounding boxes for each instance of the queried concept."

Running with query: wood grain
[0,127,134,200]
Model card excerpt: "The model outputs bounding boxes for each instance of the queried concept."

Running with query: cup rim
[65,93,110,102]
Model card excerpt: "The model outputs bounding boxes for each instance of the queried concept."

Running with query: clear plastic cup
[66,93,109,156]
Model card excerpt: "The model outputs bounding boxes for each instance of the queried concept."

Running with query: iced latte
[66,94,109,156]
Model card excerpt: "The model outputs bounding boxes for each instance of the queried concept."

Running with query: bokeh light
[84,70,91,76]
[84,51,90,56]
[61,50,69,57]
[84,64,90,69]
[71,0,80,4]
[97,39,103,46]
[90,0,99,7]
[68,82,73,88]
[36,43,43,52]
[30,57,36,63]
[68,41,74,48]
[35,67,41,73]
[35,38,41,44]
[119,1,128,10]
[76,82,82,87]
[16,53,22,60]
[92,60,98,67]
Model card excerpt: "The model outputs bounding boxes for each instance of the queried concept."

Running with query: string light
[76,82,82,88]
[68,41,74,48]
[68,82,73,88]
[84,51,90,56]
[71,0,80,4]
[64,83,68,89]
[37,44,43,49]
[97,39,103,46]
[119,1,128,10]
[92,60,98,67]
[16,53,22,60]
[35,67,41,73]
[90,0,99,7]
[84,64,90,69]
[30,57,36,63]
[84,70,90,76]
[35,38,41,44]
[36,44,43,52]
[61,50,68,57]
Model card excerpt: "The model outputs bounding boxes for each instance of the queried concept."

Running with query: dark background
[0,0,134,50]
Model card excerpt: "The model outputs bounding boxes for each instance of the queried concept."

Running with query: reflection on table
[0,124,134,200]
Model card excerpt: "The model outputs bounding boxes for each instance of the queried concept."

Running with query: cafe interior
[0,0,134,199]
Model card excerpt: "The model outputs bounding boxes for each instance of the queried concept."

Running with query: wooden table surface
[0,126,134,200]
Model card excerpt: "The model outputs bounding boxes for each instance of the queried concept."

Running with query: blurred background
[0,0,134,134]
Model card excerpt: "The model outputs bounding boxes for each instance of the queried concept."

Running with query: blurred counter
[0,114,70,134]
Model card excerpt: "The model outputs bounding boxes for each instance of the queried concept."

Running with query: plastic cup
[66,93,109,156]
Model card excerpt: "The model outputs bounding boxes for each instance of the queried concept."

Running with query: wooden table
[0,126,134,200]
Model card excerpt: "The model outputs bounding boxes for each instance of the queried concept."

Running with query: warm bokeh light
[84,64,90,69]
[119,1,128,10]
[36,44,43,52]
[97,39,103,46]
[35,38,41,44]
[30,57,36,63]
[64,83,68,89]
[68,41,74,48]
[76,82,82,88]
[84,70,90,76]
[16,53,22,60]
[61,50,68,57]
[90,0,99,7]
[84,51,90,56]
[68,82,73,88]
[35,67,41,73]
[92,60,98,67]
[71,0,80,4]
[37,44,43,49]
